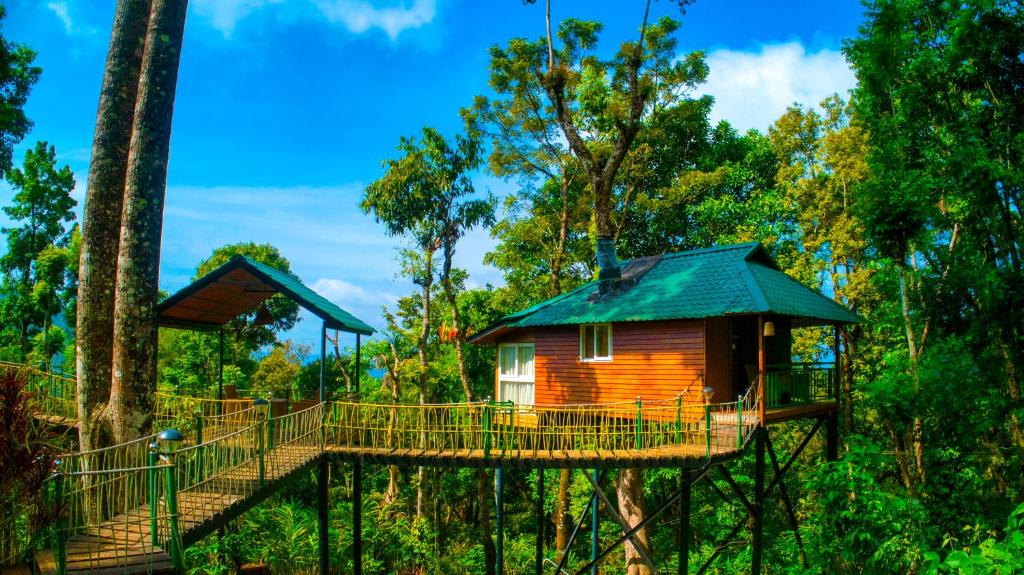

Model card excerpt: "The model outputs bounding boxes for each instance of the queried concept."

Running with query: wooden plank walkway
[36,445,321,575]
[324,441,742,469]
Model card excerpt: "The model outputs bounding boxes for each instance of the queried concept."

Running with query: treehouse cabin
[469,242,858,423]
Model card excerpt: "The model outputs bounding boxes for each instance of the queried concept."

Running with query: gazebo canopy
[157,255,375,336]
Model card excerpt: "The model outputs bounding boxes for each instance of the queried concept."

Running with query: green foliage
[0,142,77,361]
[0,7,40,178]
[250,340,307,398]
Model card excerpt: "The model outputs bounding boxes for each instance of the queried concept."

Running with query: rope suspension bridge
[3,362,765,575]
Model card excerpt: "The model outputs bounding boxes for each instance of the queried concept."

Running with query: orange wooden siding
[496,320,706,405]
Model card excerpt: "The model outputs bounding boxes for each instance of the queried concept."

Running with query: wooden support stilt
[765,433,808,567]
[536,469,545,575]
[751,427,765,575]
[826,412,839,462]
[318,458,329,575]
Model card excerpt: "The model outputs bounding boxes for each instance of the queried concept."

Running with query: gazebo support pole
[354,332,363,575]
[319,321,327,402]
[217,329,224,413]
[318,321,329,575]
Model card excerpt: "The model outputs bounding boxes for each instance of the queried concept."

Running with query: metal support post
[218,329,224,409]
[678,471,691,575]
[535,469,545,575]
[752,427,766,575]
[354,459,363,575]
[318,458,329,575]
[496,467,504,575]
[591,469,599,575]
[194,410,204,482]
[163,452,184,573]
[319,322,327,403]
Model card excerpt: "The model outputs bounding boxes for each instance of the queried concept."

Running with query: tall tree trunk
[109,0,188,442]
[76,0,152,453]
[896,262,925,488]
[616,468,652,575]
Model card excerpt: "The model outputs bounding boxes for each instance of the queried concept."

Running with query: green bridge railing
[765,362,836,409]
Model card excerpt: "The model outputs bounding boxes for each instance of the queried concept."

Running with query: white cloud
[312,277,399,309]
[315,0,435,41]
[47,1,73,34]
[702,42,856,133]
[190,0,436,40]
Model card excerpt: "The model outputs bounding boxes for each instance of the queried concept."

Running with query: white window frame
[579,323,613,362]
[498,343,535,404]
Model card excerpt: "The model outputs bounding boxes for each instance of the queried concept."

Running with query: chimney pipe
[596,238,621,281]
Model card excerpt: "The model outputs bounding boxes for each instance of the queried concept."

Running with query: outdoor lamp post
[702,385,715,405]
[156,428,185,572]
[253,397,270,419]
[157,428,184,459]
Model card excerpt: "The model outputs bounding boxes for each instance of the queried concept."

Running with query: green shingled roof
[475,242,857,337]
[158,255,375,336]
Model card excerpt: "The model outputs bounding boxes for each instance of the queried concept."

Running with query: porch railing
[765,362,836,409]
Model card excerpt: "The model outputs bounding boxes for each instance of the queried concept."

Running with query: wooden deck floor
[325,440,744,469]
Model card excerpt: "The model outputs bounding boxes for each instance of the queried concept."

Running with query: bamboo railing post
[257,417,266,487]
[267,406,275,451]
[194,410,204,483]
[737,396,743,449]
[675,394,682,445]
[636,397,643,450]
[148,443,159,548]
[483,397,493,459]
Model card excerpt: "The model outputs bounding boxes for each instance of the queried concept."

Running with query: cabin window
[498,343,534,404]
[580,323,612,361]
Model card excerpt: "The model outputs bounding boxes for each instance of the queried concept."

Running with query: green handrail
[736,396,743,449]
[483,398,492,459]
[704,403,712,458]
[636,397,643,451]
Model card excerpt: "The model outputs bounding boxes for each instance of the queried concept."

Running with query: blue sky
[2,0,863,349]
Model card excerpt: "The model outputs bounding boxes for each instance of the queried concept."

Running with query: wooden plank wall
[496,320,705,405]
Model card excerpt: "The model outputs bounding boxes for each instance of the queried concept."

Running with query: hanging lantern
[254,303,274,326]
[763,320,776,337]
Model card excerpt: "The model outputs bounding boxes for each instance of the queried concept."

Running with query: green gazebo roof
[157,255,375,336]
[470,242,857,342]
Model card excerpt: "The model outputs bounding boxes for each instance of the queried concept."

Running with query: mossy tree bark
[109,0,188,442]
[75,0,152,453]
